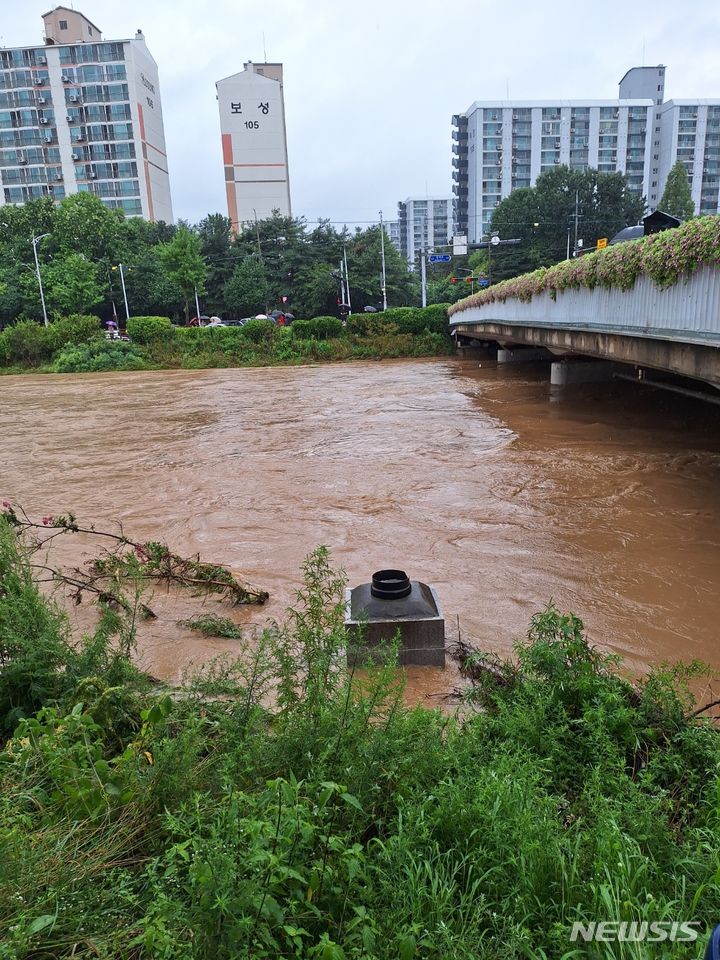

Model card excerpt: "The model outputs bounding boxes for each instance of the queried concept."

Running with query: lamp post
[110,264,131,321]
[31,233,50,327]
[379,210,388,311]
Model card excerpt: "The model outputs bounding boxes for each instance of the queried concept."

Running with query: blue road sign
[478,279,490,288]
[428,254,451,263]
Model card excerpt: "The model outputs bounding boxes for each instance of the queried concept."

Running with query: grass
[1,520,719,958]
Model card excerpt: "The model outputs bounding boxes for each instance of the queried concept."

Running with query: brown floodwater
[2,358,720,704]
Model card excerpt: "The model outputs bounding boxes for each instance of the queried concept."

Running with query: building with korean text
[453,66,720,243]
[0,5,173,221]
[216,62,291,231]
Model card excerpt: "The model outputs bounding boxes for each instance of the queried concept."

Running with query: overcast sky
[4,0,720,228]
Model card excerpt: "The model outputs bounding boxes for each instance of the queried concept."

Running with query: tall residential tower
[216,61,291,231]
[0,6,173,221]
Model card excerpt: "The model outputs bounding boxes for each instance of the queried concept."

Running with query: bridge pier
[550,359,629,385]
[497,346,552,364]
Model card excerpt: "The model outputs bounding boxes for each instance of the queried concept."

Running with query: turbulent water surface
[3,358,720,702]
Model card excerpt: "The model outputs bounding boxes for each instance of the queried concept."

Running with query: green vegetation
[0,305,455,375]
[451,215,720,319]
[179,615,244,639]
[489,166,647,281]
[658,160,696,221]
[126,315,175,344]
[1,516,720,958]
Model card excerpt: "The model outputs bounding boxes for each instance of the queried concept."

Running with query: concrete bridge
[449,265,720,391]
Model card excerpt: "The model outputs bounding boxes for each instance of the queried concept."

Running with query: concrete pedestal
[345,582,445,667]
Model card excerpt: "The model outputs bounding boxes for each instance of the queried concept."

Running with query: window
[59,20,67,29]
[88,26,93,36]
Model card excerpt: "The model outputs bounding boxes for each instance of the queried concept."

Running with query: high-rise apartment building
[0,6,172,221]
[397,196,454,267]
[216,62,291,231]
[384,219,401,253]
[453,66,720,243]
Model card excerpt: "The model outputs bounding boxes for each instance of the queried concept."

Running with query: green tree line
[0,166,653,328]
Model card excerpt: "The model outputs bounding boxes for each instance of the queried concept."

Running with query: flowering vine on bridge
[449,215,720,316]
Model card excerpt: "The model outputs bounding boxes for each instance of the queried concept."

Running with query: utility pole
[343,245,351,312]
[118,263,130,321]
[31,233,50,327]
[379,210,388,311]
[420,216,428,307]
[573,189,580,256]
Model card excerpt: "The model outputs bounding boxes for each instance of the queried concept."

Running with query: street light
[31,233,50,328]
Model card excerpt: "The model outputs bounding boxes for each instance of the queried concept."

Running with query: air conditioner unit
[69,94,79,103]
[38,55,47,65]
[71,152,79,160]
[34,78,44,85]
[37,96,46,105]
[66,115,73,122]
[61,74,71,83]
[553,158,560,164]
[54,173,63,181]
[39,118,48,125]
[512,114,519,120]
[18,158,28,165]
[89,172,97,179]
[74,134,85,142]
[44,135,52,143]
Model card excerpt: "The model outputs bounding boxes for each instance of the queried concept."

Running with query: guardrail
[450,265,720,348]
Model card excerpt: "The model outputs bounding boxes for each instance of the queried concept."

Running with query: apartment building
[216,62,291,231]
[397,196,453,267]
[0,6,173,221]
[383,219,401,253]
[453,66,720,243]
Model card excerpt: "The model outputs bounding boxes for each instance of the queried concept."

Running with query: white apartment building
[397,196,454,267]
[0,6,173,221]
[216,62,291,231]
[453,66,720,243]
[384,219,401,253]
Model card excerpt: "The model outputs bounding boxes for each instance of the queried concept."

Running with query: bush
[53,339,150,373]
[238,318,276,343]
[346,306,450,339]
[0,319,54,366]
[48,314,104,350]
[126,315,174,344]
[291,316,344,340]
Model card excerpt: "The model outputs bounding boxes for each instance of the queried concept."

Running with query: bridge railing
[450,264,720,348]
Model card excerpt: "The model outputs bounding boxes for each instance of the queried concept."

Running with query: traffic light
[450,277,458,284]
[465,277,473,283]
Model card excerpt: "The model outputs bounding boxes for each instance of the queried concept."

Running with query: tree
[196,213,234,314]
[491,166,646,279]
[51,193,123,263]
[658,161,695,220]
[43,254,107,316]
[223,258,269,317]
[157,226,207,322]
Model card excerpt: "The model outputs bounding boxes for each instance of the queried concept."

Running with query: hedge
[126,315,174,343]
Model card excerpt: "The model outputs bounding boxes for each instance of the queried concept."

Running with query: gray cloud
[4,0,720,226]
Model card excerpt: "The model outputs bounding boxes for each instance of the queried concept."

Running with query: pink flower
[2,501,10,509]
[41,516,54,526]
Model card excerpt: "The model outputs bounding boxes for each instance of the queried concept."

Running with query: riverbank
[0,306,455,375]
[2,520,720,958]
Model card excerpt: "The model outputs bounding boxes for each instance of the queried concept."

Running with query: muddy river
[2,359,720,703]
